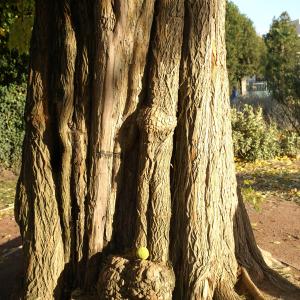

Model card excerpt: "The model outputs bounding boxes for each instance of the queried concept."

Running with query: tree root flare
[235,266,265,300]
[214,282,242,300]
[97,255,175,300]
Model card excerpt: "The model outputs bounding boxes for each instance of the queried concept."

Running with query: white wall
[291,19,300,37]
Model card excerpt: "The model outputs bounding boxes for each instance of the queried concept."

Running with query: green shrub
[231,105,281,161]
[279,131,300,157]
[0,83,26,169]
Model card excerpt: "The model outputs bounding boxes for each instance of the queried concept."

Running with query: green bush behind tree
[232,105,300,161]
[0,83,26,169]
[0,1,31,169]
[232,105,281,161]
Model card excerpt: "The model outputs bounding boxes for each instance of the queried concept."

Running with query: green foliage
[0,1,30,169]
[0,178,17,213]
[280,131,300,157]
[8,15,33,54]
[264,12,300,132]
[1,0,34,54]
[226,1,266,88]
[0,0,32,86]
[231,105,281,161]
[241,185,264,211]
[0,83,26,169]
[0,47,28,86]
[236,157,300,205]
[7,0,34,54]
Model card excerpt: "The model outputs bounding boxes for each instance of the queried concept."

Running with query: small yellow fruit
[136,247,149,260]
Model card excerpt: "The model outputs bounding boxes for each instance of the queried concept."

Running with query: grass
[236,156,300,209]
[0,178,17,216]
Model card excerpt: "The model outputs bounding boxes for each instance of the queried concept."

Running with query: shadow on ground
[237,167,300,205]
[0,237,23,299]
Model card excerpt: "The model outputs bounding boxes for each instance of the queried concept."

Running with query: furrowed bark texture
[15,0,65,298]
[172,0,239,298]
[52,0,77,265]
[84,0,155,285]
[16,0,299,299]
[70,0,91,282]
[134,0,184,263]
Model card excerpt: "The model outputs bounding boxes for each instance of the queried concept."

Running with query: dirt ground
[0,216,23,300]
[246,198,300,271]
[0,163,300,299]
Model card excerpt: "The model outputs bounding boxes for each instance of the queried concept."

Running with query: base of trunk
[97,256,175,299]
[70,251,300,300]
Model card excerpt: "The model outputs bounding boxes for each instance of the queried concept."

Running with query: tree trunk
[15,0,299,299]
[172,1,240,297]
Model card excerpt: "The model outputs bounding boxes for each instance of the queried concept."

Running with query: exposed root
[97,255,175,299]
[214,282,241,300]
[236,266,265,300]
[235,188,300,298]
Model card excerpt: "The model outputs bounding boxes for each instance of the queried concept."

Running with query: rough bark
[15,1,65,298]
[134,0,184,263]
[171,0,240,298]
[84,1,156,286]
[15,0,300,299]
[97,256,175,299]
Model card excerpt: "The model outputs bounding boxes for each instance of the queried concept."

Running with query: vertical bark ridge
[70,0,92,285]
[173,0,239,298]
[112,0,156,252]
[85,1,120,283]
[105,1,155,250]
[15,0,65,298]
[52,0,77,264]
[85,0,156,284]
[134,0,184,263]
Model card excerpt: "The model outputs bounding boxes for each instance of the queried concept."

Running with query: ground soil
[0,167,299,299]
[0,216,23,300]
[246,198,300,271]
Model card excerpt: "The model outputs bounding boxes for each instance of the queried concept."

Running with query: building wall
[291,19,300,37]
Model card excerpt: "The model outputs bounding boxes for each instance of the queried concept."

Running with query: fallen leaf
[272,241,281,245]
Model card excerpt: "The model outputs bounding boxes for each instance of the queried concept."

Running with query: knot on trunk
[137,106,177,142]
[97,255,175,300]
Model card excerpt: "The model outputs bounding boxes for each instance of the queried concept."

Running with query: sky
[231,0,300,35]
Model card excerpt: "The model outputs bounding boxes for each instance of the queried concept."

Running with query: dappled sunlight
[0,175,17,216]
[236,157,300,207]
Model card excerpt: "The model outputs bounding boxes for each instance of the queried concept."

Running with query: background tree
[0,0,32,86]
[226,1,266,89]
[15,0,299,299]
[264,12,300,133]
